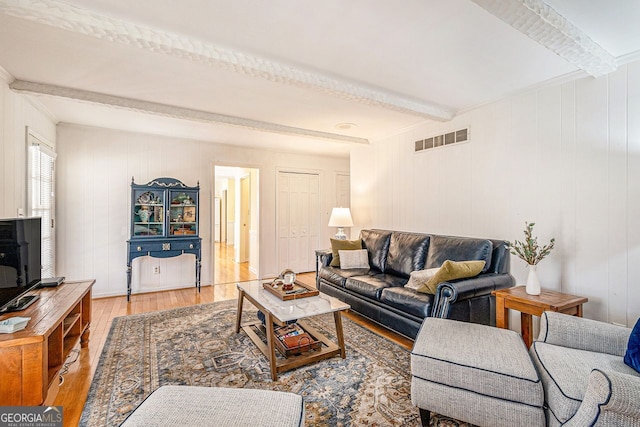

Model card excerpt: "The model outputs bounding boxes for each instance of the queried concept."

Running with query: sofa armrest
[318,249,333,267]
[432,273,514,318]
[565,369,640,427]
[538,311,631,356]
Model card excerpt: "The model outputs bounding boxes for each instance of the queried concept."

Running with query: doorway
[213,165,259,284]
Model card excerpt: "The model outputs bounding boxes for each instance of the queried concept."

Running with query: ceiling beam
[10,80,370,144]
[0,0,453,121]
[471,0,617,77]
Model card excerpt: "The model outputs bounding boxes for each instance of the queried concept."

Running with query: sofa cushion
[379,287,433,318]
[360,230,392,272]
[338,249,370,269]
[624,318,640,373]
[530,341,639,424]
[425,235,493,273]
[418,260,485,294]
[385,232,430,278]
[319,266,370,287]
[344,274,406,300]
[329,238,362,267]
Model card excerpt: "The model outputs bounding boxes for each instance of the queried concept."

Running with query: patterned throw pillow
[624,318,640,373]
[338,249,370,269]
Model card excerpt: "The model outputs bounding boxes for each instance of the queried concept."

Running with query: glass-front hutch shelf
[133,189,165,237]
[169,191,198,236]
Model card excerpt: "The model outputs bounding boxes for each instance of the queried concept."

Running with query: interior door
[277,171,319,273]
[240,176,250,262]
[214,197,221,242]
[221,190,227,243]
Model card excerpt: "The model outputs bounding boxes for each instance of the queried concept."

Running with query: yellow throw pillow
[330,238,363,267]
[417,260,486,294]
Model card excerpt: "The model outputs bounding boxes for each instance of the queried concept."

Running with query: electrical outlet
[153,266,160,274]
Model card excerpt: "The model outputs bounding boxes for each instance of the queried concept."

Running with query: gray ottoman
[120,386,304,427]
[411,318,544,427]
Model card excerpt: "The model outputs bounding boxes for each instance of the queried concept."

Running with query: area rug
[80,299,472,426]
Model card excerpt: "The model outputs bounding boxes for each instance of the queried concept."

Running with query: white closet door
[277,172,319,273]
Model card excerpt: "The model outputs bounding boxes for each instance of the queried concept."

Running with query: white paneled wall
[352,60,640,327]
[0,74,56,219]
[56,124,349,297]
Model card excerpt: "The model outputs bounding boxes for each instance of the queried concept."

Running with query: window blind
[27,131,57,279]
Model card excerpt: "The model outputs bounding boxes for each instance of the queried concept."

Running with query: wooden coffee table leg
[334,311,346,358]
[235,289,244,333]
[265,311,278,380]
[521,312,533,348]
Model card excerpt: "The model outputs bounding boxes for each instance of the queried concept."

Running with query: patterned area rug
[80,300,472,426]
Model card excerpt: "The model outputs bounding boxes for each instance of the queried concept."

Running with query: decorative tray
[262,280,319,300]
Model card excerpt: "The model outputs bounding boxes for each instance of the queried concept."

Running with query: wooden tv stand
[0,280,94,406]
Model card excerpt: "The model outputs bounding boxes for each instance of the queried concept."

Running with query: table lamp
[328,207,353,240]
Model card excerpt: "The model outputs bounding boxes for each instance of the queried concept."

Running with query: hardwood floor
[213,241,258,284]
[53,271,412,427]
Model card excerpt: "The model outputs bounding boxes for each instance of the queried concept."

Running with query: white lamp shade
[328,207,353,227]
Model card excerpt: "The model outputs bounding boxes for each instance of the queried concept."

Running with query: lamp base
[333,228,347,240]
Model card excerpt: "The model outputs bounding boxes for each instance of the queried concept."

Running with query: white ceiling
[1,0,639,157]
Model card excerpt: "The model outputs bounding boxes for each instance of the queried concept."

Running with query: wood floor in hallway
[214,241,258,284]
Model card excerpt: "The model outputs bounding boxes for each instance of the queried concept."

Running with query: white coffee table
[235,280,350,380]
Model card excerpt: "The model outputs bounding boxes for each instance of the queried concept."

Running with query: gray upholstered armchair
[530,311,640,427]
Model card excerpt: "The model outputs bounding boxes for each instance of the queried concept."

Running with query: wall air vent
[414,127,470,153]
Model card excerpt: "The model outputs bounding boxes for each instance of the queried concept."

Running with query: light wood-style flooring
[213,242,258,284]
[53,268,412,426]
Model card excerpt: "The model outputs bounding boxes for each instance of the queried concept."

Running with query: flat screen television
[0,217,42,312]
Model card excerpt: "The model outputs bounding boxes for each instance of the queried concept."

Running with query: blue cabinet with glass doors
[126,177,201,301]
